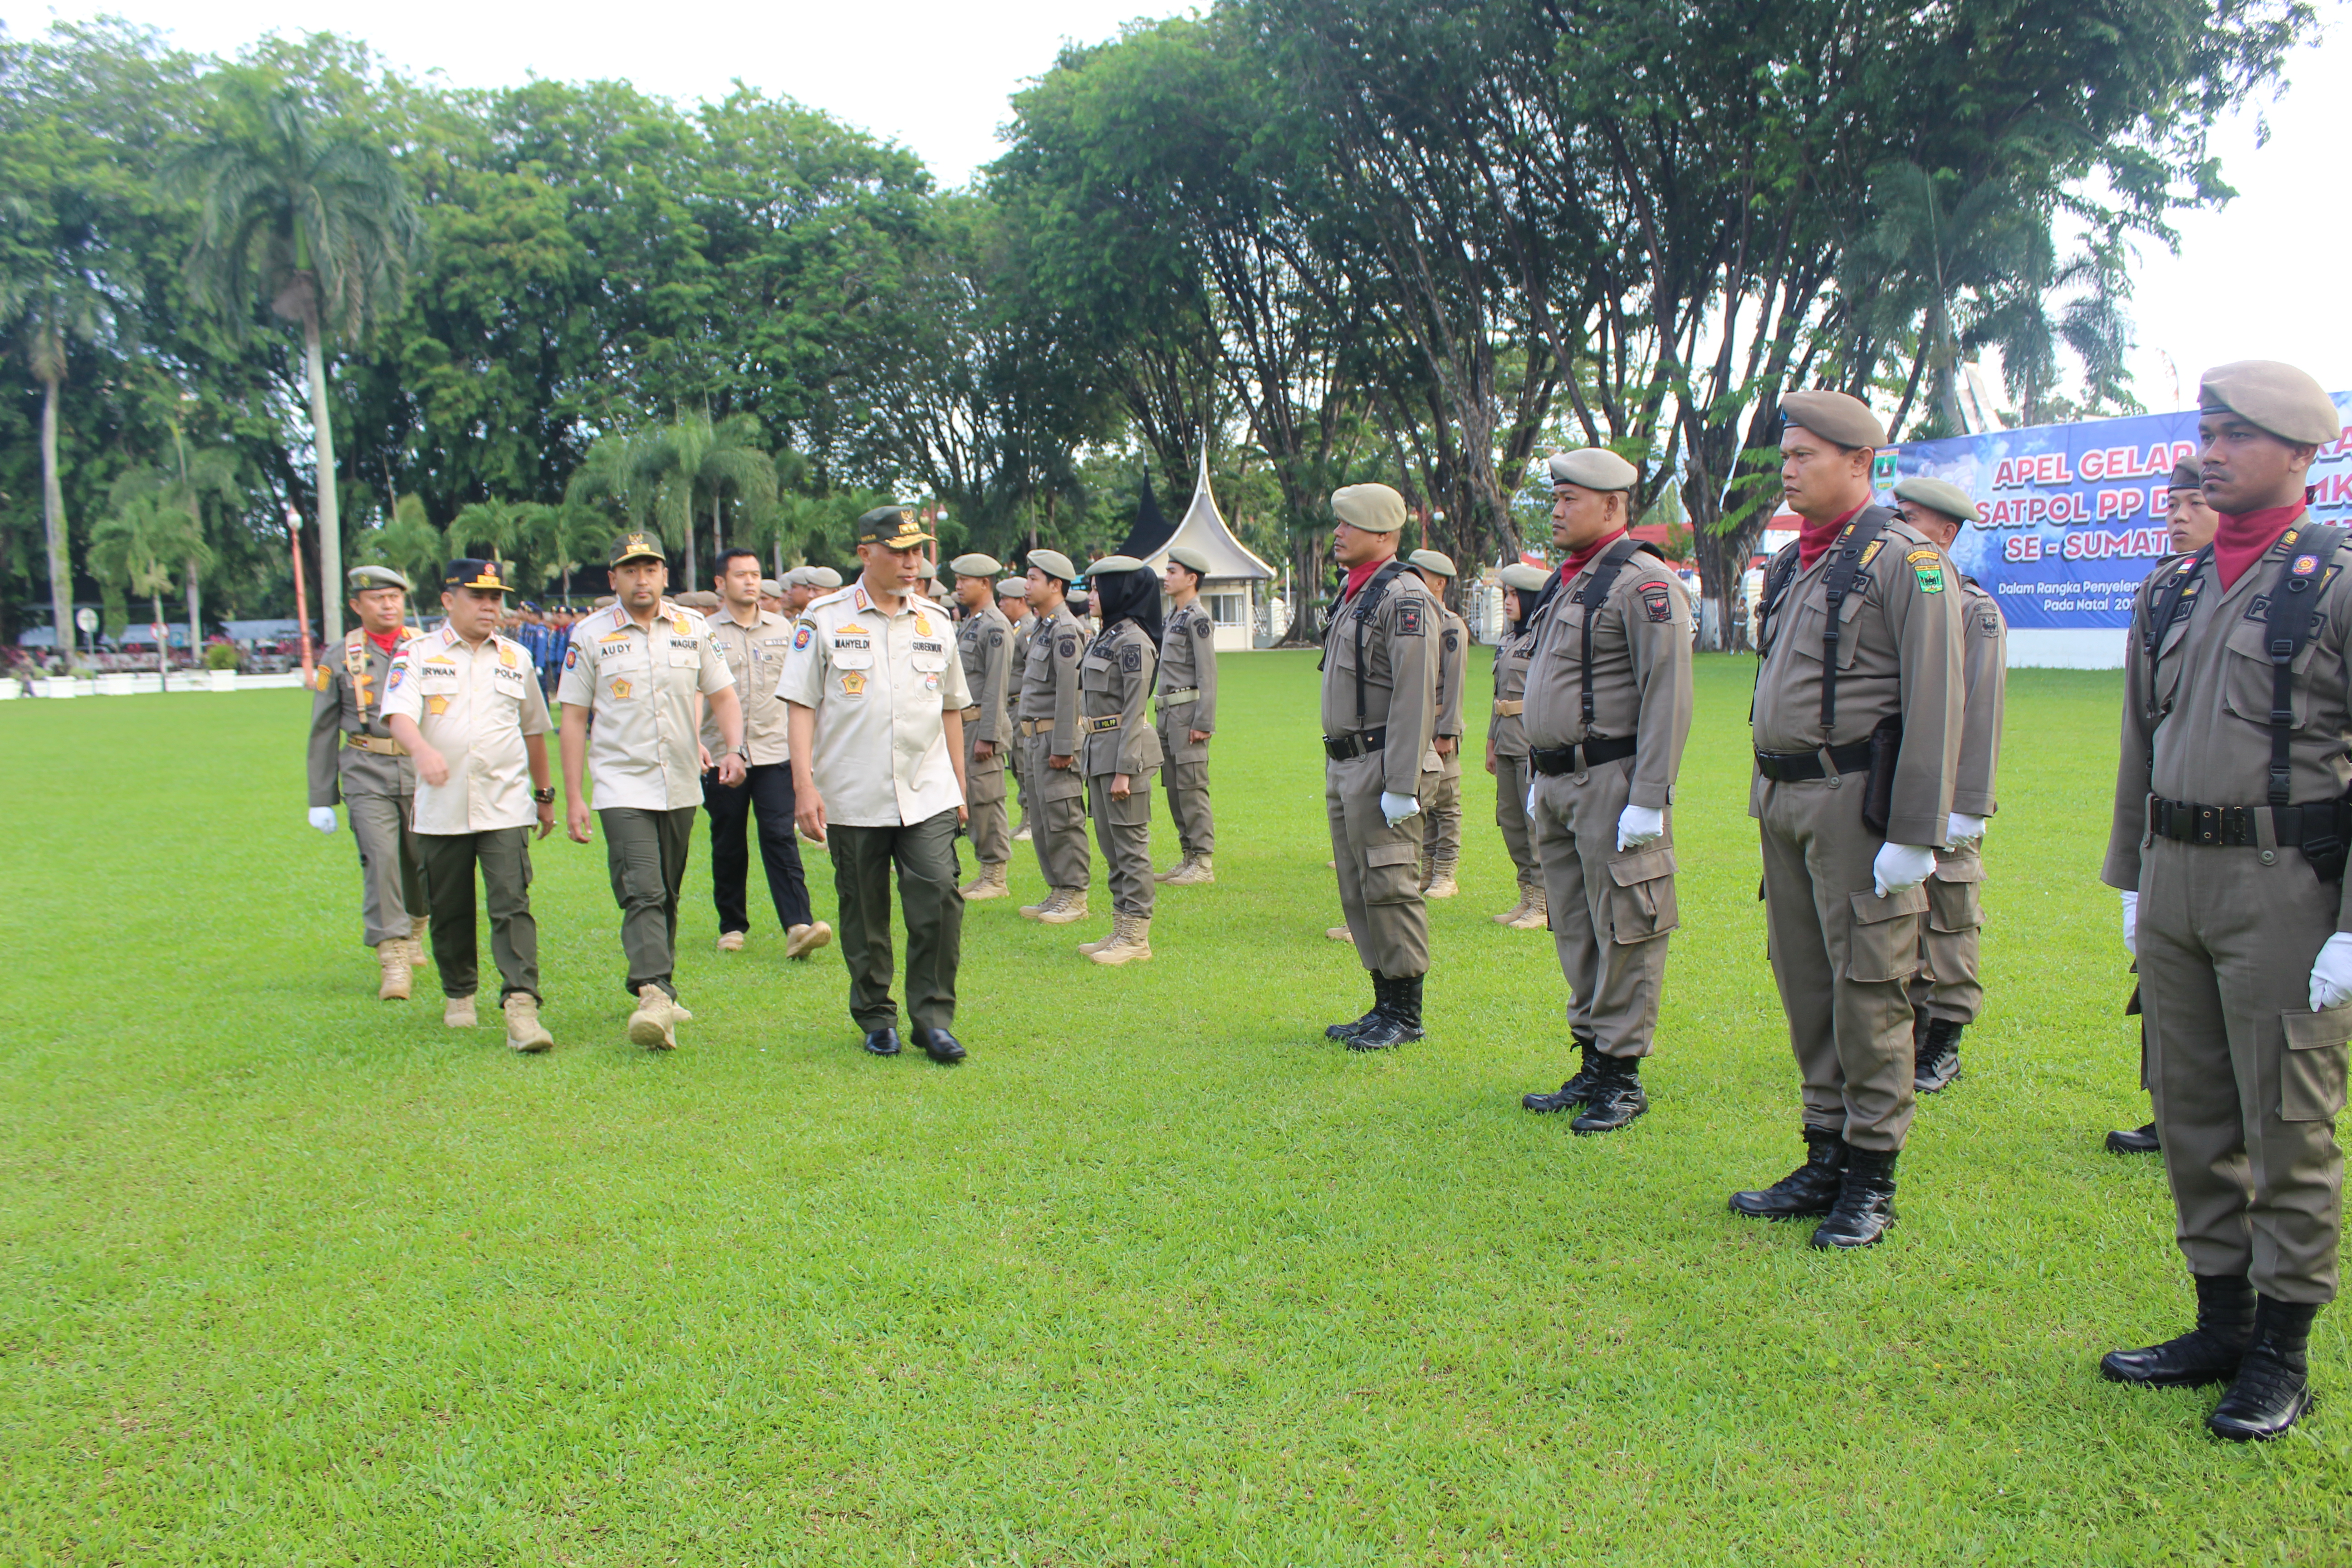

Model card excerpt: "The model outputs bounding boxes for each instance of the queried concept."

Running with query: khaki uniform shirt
[1749,507,1964,848]
[1523,545,1695,810]
[777,582,973,828]
[2102,519,2352,928]
[307,627,421,806]
[1432,605,1469,742]
[1155,600,1220,733]
[1490,617,1540,758]
[1081,619,1165,776]
[555,601,734,811]
[955,602,1016,745]
[381,625,553,834]
[702,607,794,766]
[1955,578,2006,817]
[1018,603,1088,757]
[1319,561,1438,798]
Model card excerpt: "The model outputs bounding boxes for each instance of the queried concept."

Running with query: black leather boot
[1914,1018,1963,1093]
[1570,1053,1648,1133]
[2207,1297,2319,1441]
[1809,1147,1899,1248]
[1730,1126,1847,1218]
[1350,973,1425,1050]
[2105,1122,2161,1154]
[1326,972,1386,1042]
[2099,1273,2254,1387]
[1522,1036,1600,1112]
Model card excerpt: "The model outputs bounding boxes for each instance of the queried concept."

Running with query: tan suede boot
[785,921,833,960]
[1326,924,1355,943]
[1090,911,1153,966]
[1165,854,1215,887]
[1018,887,1060,920]
[1506,883,1550,930]
[627,983,680,1050]
[1038,887,1088,926]
[444,995,477,1029]
[1425,852,1460,899]
[1494,886,1533,925]
[406,916,430,968]
[377,940,413,1001]
[504,993,554,1053]
[961,862,1011,900]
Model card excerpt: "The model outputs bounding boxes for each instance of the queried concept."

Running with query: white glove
[308,807,338,835]
[2120,891,2138,959]
[2311,932,2352,1011]
[1872,842,1936,897]
[1945,812,1987,849]
[1616,804,1665,852]
[1525,784,1538,818]
[1380,791,1421,828]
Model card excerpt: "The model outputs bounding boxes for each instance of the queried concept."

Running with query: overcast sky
[8,0,2347,404]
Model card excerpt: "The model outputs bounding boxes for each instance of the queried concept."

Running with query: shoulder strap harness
[1318,559,1412,725]
[1569,536,1664,729]
[2260,524,2346,808]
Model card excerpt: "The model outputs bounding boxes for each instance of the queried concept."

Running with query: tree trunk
[304,314,343,647]
[39,372,71,659]
[184,559,201,668]
[152,589,168,689]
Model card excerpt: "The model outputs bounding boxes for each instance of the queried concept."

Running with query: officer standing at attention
[308,564,429,1002]
[380,559,558,1051]
[702,548,826,960]
[1154,545,1220,886]
[780,505,972,1063]
[1016,549,1093,925]
[1732,390,1962,1248]
[1319,484,1439,1050]
[2098,361,2352,1441]
[759,579,786,617]
[1514,451,1693,1133]
[1887,477,2004,1093]
[1000,577,1036,843]
[950,552,1016,900]
[1407,549,1470,899]
[557,532,747,1050]
[1076,557,1166,965]
[1489,561,1554,929]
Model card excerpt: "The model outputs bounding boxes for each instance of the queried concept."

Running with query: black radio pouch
[2308,788,2352,884]
[1860,713,1902,838]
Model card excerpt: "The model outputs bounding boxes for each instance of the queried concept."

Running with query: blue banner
[1881,394,2352,631]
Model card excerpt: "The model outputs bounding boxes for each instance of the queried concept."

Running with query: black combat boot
[2100,1273,2256,1387]
[1570,1053,1649,1133]
[2207,1297,2319,1441]
[1350,973,1425,1050]
[1730,1126,1848,1218]
[1326,972,1386,1042]
[1522,1036,1600,1112]
[1809,1147,1899,1248]
[2105,1122,2161,1154]
[1914,1018,1963,1093]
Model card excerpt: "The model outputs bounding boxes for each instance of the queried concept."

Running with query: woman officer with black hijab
[1073,556,1166,965]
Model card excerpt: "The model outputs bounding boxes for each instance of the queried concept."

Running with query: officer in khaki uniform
[1888,476,2005,1093]
[1016,549,1093,924]
[702,549,825,959]
[780,506,972,1063]
[1514,451,1693,1133]
[1489,561,1553,928]
[1076,557,1166,964]
[307,564,429,1000]
[381,559,557,1051]
[1318,484,1439,1049]
[950,553,1016,899]
[1732,389,1963,1249]
[1407,549,1470,898]
[1154,545,1220,886]
[557,531,746,1050]
[2099,361,2352,1441]
[1000,577,1036,843]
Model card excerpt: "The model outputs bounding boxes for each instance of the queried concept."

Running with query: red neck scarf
[367,628,402,656]
[1796,500,1869,571]
[2213,504,2305,591]
[1342,556,1390,600]
[1558,528,1629,586]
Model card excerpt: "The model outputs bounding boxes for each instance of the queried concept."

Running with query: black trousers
[416,828,539,1002]
[704,762,813,934]
[830,810,963,1034]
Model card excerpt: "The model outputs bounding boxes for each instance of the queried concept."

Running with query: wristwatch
[532,787,556,804]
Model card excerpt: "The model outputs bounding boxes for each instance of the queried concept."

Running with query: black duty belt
[2149,797,2346,849]
[1754,740,1872,783]
[1529,736,1637,776]
[1323,726,1387,761]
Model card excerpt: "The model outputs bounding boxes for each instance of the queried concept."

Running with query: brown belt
[961,705,983,718]
[1493,700,1524,717]
[1019,717,1056,736]
[344,732,407,757]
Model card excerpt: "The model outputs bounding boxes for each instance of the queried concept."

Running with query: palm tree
[448,499,557,580]
[350,493,446,593]
[89,488,211,686]
[170,86,424,646]
[156,421,243,650]
[638,410,777,588]
[530,500,608,605]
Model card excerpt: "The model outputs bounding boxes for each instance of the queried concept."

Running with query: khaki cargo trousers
[1529,758,1676,1058]
[1325,750,1429,978]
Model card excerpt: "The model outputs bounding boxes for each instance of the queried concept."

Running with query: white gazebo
[1120,453,1277,652]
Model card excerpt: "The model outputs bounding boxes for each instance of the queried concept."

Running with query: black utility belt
[1529,736,1637,776]
[2149,796,2347,850]
[1754,740,1872,783]
[1323,727,1387,761]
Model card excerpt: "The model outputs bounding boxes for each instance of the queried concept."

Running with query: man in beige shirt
[382,559,558,1051]
[701,547,827,960]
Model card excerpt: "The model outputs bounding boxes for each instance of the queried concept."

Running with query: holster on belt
[1860,715,1901,838]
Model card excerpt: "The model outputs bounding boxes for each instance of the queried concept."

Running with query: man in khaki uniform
[381,559,558,1051]
[557,532,746,1049]
[307,564,428,1000]
[1319,484,1439,1049]
[1488,561,1553,928]
[759,579,785,617]
[1732,389,1962,1250]
[950,553,1016,899]
[1016,549,1092,923]
[702,548,826,959]
[1888,477,2004,1093]
[1407,549,1470,898]
[1514,451,1693,1133]
[1077,557,1165,964]
[1000,577,1035,843]
[2098,361,2352,1441]
[781,506,972,1063]
[1154,545,1220,886]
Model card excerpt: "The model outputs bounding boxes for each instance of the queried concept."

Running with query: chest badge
[499,643,517,668]
[915,614,932,637]
[841,671,867,697]
[609,678,632,701]
[426,695,450,716]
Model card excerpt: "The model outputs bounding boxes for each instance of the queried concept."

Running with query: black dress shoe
[915,1027,966,1063]
[1348,973,1424,1050]
[1522,1039,1600,1112]
[2100,1273,2255,1387]
[1570,1057,1648,1134]
[2105,1122,2161,1154]
[862,1027,902,1056]
[1809,1147,1898,1248]
[1730,1126,1847,1218]
[1914,1018,1962,1093]
[2207,1298,2319,1441]
[1327,972,1386,1041]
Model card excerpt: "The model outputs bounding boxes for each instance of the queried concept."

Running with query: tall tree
[88,481,210,676]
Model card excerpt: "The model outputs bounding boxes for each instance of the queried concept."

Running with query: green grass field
[4,652,2347,1565]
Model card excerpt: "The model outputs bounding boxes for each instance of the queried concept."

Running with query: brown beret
[1165,545,1212,575]
[2168,458,2204,493]
[1406,548,1456,578]
[1545,449,1639,491]
[2199,360,2342,447]
[1779,389,1886,450]
[1499,562,1552,593]
[1330,483,1407,533]
[1890,476,1979,525]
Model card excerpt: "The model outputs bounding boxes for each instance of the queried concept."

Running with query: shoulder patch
[1639,583,1673,622]
[1394,600,1424,637]
[1909,549,1945,595]
[989,629,1004,647]
[1858,539,1886,568]
[1121,644,1142,672]
[1194,619,1212,638]
[793,622,813,650]
[1442,627,1460,652]
[313,665,333,692]
[564,644,579,669]
[1058,635,1078,659]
